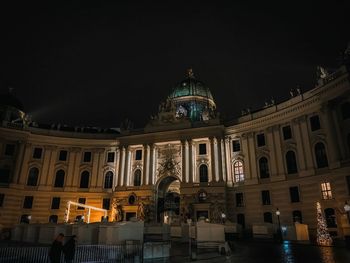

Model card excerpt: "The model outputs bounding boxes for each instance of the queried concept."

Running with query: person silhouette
[63,235,76,263]
[49,233,64,263]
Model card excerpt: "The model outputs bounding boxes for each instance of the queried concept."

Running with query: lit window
[233,161,244,182]
[321,182,332,200]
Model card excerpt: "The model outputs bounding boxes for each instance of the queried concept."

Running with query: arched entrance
[156,176,180,223]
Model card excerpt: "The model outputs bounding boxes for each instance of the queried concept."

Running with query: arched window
[27,167,39,186]
[104,171,113,189]
[315,142,328,168]
[49,215,58,223]
[292,210,302,223]
[286,151,298,174]
[341,102,350,120]
[80,171,90,188]
[324,208,337,228]
[133,169,141,186]
[259,157,270,178]
[199,164,208,183]
[263,212,273,223]
[54,170,65,187]
[233,161,244,182]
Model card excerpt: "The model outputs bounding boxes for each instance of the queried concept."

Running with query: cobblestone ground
[147,240,350,263]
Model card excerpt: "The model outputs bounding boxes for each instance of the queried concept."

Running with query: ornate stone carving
[157,144,181,178]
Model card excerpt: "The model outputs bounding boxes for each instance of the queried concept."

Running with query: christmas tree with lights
[316,202,332,246]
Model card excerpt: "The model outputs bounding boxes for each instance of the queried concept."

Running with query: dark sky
[1,1,349,128]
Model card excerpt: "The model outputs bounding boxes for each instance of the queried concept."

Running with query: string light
[316,202,332,246]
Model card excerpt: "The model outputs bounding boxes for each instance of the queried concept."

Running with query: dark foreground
[150,240,350,263]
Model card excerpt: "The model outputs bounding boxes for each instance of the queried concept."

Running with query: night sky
[1,1,349,128]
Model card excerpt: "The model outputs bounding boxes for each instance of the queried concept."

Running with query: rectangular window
[346,176,350,195]
[58,150,68,161]
[282,126,292,140]
[135,149,142,160]
[257,134,266,147]
[83,152,92,162]
[77,198,86,210]
[310,115,321,131]
[235,193,244,207]
[0,193,4,207]
[23,196,34,209]
[289,186,300,203]
[321,182,332,200]
[4,144,15,156]
[51,197,60,209]
[261,190,271,205]
[232,140,241,152]
[33,148,42,159]
[107,152,115,163]
[103,198,110,210]
[199,143,207,155]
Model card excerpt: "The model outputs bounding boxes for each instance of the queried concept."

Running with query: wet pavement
[148,240,350,263]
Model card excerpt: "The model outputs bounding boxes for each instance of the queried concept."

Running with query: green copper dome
[168,69,216,122]
[169,69,214,101]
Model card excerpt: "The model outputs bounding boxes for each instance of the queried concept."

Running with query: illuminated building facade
[1,52,350,239]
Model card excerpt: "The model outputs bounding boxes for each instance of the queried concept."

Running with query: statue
[317,66,329,79]
[138,202,145,220]
[115,205,123,222]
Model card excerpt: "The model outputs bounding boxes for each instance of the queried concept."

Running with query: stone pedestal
[11,224,25,241]
[22,224,40,243]
[252,223,274,238]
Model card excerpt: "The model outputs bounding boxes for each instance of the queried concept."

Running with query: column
[241,134,252,180]
[272,125,284,176]
[118,147,126,186]
[266,128,278,177]
[143,144,149,185]
[91,149,101,188]
[45,146,58,186]
[18,143,32,185]
[210,138,216,182]
[153,146,158,184]
[292,118,306,171]
[96,149,105,188]
[12,141,25,184]
[40,146,53,186]
[188,140,194,183]
[213,138,220,182]
[72,149,82,187]
[123,147,131,186]
[321,103,341,166]
[247,133,258,179]
[224,137,231,182]
[66,148,79,187]
[332,107,346,159]
[299,116,314,170]
[218,138,224,182]
[149,145,154,185]
[113,148,120,189]
[181,140,187,183]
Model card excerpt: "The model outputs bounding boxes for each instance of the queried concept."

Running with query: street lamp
[275,208,282,243]
[344,202,350,224]
[221,213,226,224]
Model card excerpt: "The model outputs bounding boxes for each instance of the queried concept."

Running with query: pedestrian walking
[49,233,64,263]
[63,235,76,263]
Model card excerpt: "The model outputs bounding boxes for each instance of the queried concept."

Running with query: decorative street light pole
[276,208,282,243]
[344,202,350,224]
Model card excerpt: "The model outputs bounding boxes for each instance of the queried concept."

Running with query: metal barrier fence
[0,244,143,263]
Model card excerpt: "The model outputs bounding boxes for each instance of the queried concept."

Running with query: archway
[156,176,180,223]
